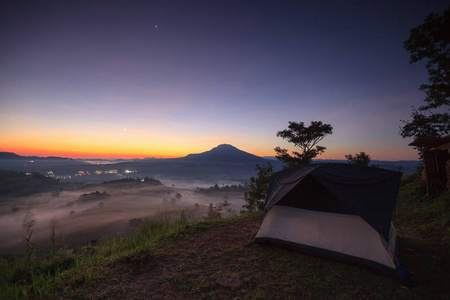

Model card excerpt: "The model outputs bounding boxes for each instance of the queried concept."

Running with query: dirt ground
[72,216,261,299]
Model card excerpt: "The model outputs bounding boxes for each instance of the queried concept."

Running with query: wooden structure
[409,135,450,196]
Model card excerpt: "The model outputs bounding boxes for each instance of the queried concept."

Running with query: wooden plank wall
[423,150,449,195]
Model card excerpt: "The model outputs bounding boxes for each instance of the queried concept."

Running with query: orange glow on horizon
[1,135,419,161]
[1,147,183,159]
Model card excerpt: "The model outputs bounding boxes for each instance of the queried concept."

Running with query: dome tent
[254,163,403,274]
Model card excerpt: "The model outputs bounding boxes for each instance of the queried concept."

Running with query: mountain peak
[183,144,265,163]
[213,144,238,150]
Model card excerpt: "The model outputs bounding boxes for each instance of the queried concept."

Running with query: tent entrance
[277,175,343,214]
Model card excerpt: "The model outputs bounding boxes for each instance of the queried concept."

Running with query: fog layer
[0,182,245,255]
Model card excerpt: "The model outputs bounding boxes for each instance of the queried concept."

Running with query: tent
[254,163,403,275]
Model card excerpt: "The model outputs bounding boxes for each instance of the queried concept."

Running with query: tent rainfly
[254,163,403,275]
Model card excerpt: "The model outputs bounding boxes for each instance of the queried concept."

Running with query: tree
[400,7,450,141]
[345,152,371,166]
[242,162,273,212]
[274,121,333,168]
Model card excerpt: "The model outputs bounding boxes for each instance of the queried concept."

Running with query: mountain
[182,144,266,163]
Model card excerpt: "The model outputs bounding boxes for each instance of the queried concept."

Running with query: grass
[0,172,449,299]
[0,210,197,299]
[396,173,450,246]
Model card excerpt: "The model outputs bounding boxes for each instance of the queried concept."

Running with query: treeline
[103,177,162,186]
[195,184,248,193]
[78,190,111,201]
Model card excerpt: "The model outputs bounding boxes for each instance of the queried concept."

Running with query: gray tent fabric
[255,205,399,274]
[263,164,402,242]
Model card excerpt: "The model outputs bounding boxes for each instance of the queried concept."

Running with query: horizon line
[0,150,421,162]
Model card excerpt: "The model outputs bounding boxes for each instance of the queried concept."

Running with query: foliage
[104,177,162,186]
[274,121,333,168]
[216,200,237,217]
[22,210,37,271]
[207,204,221,219]
[396,171,450,246]
[242,162,273,212]
[22,210,36,235]
[78,190,110,201]
[345,151,371,166]
[49,217,59,255]
[401,108,449,139]
[400,7,450,141]
[195,184,248,193]
[208,200,237,219]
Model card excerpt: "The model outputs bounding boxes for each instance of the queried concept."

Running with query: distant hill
[312,159,421,175]
[0,152,78,161]
[0,152,88,174]
[0,152,23,159]
[262,157,421,176]
[182,144,266,163]
[0,170,60,196]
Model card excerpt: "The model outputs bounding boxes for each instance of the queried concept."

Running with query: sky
[0,1,448,160]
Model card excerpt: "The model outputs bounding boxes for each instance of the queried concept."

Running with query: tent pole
[247,214,264,245]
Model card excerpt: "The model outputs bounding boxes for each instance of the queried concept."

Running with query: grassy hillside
[0,172,449,299]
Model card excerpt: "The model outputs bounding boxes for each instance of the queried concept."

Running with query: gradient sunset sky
[1,1,447,160]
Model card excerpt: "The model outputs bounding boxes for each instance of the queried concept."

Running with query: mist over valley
[0,176,247,255]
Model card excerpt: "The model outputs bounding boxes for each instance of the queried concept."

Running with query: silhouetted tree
[242,162,273,212]
[345,152,371,166]
[400,7,450,144]
[275,121,333,168]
